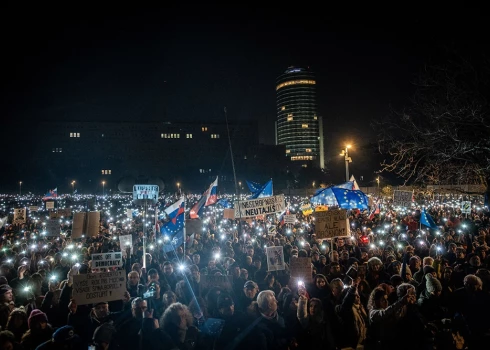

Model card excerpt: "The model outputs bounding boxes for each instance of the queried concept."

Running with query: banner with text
[234,194,285,218]
[44,219,60,237]
[284,214,296,224]
[314,209,350,239]
[393,190,413,208]
[133,185,159,203]
[13,208,26,224]
[72,270,126,305]
[91,252,123,269]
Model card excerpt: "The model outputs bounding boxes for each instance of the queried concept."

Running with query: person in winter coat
[20,309,53,350]
[417,274,448,321]
[366,257,390,290]
[5,308,28,343]
[336,280,368,349]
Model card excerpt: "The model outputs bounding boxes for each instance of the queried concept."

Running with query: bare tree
[375,54,490,189]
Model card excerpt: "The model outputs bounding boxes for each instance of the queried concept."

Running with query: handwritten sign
[393,190,413,208]
[119,235,133,257]
[72,270,126,305]
[234,194,285,218]
[290,257,312,283]
[91,252,123,269]
[44,219,60,237]
[284,214,296,224]
[200,275,233,292]
[314,209,350,239]
[13,208,26,224]
[266,246,285,271]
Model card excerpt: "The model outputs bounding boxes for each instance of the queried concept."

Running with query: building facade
[276,67,324,169]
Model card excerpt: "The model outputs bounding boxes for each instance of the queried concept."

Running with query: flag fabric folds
[43,188,58,201]
[349,175,360,190]
[161,197,185,252]
[190,177,219,219]
[248,179,273,199]
[216,198,233,208]
[420,208,438,229]
[246,180,263,193]
[310,186,369,210]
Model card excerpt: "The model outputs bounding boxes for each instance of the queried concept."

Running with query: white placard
[119,234,133,257]
[461,201,471,214]
[393,190,413,208]
[234,194,285,218]
[126,209,132,219]
[266,246,285,271]
[284,214,296,224]
[133,185,159,203]
[91,252,123,269]
[72,270,126,305]
[46,201,55,210]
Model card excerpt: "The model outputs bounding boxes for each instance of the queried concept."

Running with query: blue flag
[249,179,273,199]
[160,198,185,252]
[216,198,233,208]
[246,180,263,193]
[330,188,369,210]
[420,208,438,229]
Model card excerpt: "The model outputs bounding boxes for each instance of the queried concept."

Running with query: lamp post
[102,181,105,197]
[177,182,180,194]
[376,177,380,196]
[19,181,22,196]
[71,181,75,194]
[340,145,352,182]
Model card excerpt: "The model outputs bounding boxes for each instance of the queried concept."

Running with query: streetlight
[71,181,75,194]
[340,144,352,182]
[177,182,180,194]
[19,181,22,196]
[312,181,316,188]
[102,181,105,197]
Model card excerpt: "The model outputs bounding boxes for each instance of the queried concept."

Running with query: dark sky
[2,5,487,184]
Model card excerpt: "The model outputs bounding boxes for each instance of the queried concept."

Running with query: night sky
[2,5,487,185]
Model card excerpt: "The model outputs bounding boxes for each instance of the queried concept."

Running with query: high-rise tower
[275,67,324,168]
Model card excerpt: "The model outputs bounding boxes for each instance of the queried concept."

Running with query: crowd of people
[1,194,490,350]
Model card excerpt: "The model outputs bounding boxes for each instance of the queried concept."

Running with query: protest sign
[119,235,133,257]
[290,257,312,283]
[72,270,126,305]
[223,209,235,219]
[133,185,159,203]
[200,275,233,292]
[284,214,296,225]
[87,211,100,237]
[234,194,285,218]
[461,201,471,214]
[44,219,60,237]
[13,208,26,224]
[314,209,350,239]
[46,201,55,210]
[29,206,39,212]
[266,246,285,271]
[126,209,132,219]
[91,252,123,269]
[393,190,413,207]
[72,212,85,239]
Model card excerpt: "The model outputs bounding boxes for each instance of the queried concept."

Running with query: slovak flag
[43,188,58,201]
[161,197,185,237]
[368,204,380,220]
[204,177,218,206]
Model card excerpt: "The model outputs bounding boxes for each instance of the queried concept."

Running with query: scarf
[352,304,367,344]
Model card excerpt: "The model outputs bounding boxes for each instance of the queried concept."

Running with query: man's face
[244,287,258,299]
[192,269,200,281]
[341,252,349,261]
[149,273,159,282]
[254,260,261,269]
[193,255,200,264]
[219,304,235,317]
[208,260,216,270]
[312,254,319,262]
[443,269,452,280]
[3,290,13,302]
[129,273,140,286]
[164,265,173,275]
[94,304,109,319]
[331,252,339,262]
[132,300,148,319]
[330,265,341,274]
[232,266,240,278]
[337,239,345,248]
[247,248,254,256]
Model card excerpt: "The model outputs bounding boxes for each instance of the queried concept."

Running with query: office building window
[52,148,63,153]
[291,156,313,161]
[70,133,80,138]
[287,116,293,122]
[302,124,308,128]
[314,116,318,120]
[202,127,208,132]
[101,170,112,175]
[186,133,193,138]
[286,150,291,154]
[305,148,312,152]
[281,106,286,111]
[211,134,220,139]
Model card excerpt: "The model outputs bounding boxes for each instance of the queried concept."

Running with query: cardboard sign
[314,209,350,239]
[57,209,72,218]
[91,252,123,269]
[72,212,86,239]
[234,194,285,218]
[44,219,60,237]
[223,209,235,219]
[29,206,39,212]
[290,257,312,283]
[393,190,413,208]
[284,214,296,225]
[461,201,471,214]
[200,275,233,292]
[13,208,26,224]
[46,201,55,210]
[87,212,100,237]
[72,270,127,305]
[266,246,285,271]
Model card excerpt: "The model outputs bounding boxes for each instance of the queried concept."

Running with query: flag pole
[183,194,186,262]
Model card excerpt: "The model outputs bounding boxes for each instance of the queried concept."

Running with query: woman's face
[376,294,389,309]
[316,278,326,289]
[309,301,322,316]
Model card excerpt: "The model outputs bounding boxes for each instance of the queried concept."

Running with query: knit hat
[426,275,442,294]
[0,284,12,295]
[93,322,116,344]
[423,265,436,275]
[52,325,77,343]
[28,309,48,329]
[0,276,8,286]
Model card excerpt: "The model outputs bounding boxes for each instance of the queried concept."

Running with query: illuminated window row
[186,134,193,138]
[202,127,208,132]
[101,170,112,175]
[70,133,80,138]
[291,156,313,161]
[286,149,314,155]
[211,134,220,139]
[199,169,212,173]
[161,133,180,138]
[276,79,316,91]
[52,148,62,153]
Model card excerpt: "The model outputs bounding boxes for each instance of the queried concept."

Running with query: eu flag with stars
[161,198,185,252]
[420,208,438,229]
